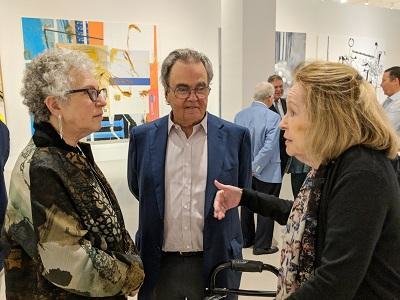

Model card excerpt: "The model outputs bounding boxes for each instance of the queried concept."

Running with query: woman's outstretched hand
[213,180,243,220]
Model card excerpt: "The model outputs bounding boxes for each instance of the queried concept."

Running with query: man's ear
[44,96,62,116]
[165,92,170,105]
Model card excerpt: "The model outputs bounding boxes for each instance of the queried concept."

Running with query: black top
[241,145,400,299]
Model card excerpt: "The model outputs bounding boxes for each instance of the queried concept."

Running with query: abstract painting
[21,17,159,142]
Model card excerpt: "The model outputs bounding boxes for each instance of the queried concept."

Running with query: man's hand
[213,180,243,220]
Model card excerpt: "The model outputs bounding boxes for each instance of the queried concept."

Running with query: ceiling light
[364,1,369,5]
[340,0,347,3]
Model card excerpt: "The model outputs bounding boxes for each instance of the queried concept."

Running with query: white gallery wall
[220,0,400,121]
[220,0,276,121]
[0,0,221,234]
[276,0,400,102]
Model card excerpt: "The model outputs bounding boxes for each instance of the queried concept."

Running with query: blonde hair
[295,61,399,164]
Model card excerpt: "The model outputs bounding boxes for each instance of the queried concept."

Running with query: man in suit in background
[268,75,289,177]
[0,120,9,290]
[128,48,252,299]
[381,66,400,135]
[234,81,281,255]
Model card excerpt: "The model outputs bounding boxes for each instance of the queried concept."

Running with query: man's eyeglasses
[66,88,108,102]
[171,86,211,99]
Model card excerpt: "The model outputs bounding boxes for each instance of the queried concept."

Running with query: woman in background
[4,48,144,299]
[214,61,400,299]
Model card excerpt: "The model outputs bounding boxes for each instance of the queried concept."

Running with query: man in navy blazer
[0,120,10,274]
[234,82,281,255]
[268,75,289,177]
[128,48,251,299]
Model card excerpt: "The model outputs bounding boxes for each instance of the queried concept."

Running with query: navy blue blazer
[128,113,252,299]
[0,120,9,270]
[270,98,289,171]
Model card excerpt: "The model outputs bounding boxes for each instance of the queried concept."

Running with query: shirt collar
[253,100,268,108]
[390,90,400,102]
[168,112,208,135]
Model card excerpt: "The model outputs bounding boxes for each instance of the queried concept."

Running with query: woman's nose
[96,94,107,106]
[279,114,287,130]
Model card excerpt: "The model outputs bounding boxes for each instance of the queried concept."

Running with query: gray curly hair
[21,48,94,122]
[160,48,213,92]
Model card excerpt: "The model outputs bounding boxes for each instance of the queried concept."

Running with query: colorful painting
[21,17,159,142]
[0,60,5,123]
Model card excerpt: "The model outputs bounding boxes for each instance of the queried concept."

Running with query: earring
[58,115,63,140]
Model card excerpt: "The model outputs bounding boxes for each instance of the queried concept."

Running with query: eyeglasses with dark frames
[170,85,211,99]
[66,88,108,102]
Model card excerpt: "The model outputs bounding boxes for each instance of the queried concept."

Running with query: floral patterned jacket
[4,122,144,299]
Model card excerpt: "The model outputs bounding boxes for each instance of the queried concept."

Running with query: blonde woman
[213,61,400,299]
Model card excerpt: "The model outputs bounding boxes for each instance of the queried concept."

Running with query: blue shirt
[234,101,282,183]
[382,90,400,135]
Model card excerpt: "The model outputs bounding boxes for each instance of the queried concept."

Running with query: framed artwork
[275,31,306,92]
[21,17,159,142]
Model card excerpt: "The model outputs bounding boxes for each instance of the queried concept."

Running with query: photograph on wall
[0,60,6,123]
[275,31,306,92]
[21,17,159,142]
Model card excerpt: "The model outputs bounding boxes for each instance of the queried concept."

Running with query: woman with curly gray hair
[4,48,144,299]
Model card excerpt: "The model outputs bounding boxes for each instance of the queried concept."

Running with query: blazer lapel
[269,104,278,114]
[150,116,168,218]
[281,98,287,114]
[205,114,224,217]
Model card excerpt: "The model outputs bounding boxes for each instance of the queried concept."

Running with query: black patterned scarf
[276,168,325,299]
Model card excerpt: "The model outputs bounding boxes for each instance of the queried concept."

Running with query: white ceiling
[327,0,400,10]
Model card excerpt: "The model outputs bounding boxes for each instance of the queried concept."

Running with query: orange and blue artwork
[21,17,159,142]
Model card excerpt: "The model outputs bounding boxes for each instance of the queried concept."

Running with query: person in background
[268,74,289,177]
[213,61,400,299]
[0,120,9,292]
[128,48,252,299]
[381,66,400,135]
[234,81,280,255]
[286,157,311,198]
[4,48,144,299]
[269,74,310,198]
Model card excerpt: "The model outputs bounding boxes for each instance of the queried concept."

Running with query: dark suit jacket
[0,120,9,270]
[127,113,252,299]
[269,98,289,175]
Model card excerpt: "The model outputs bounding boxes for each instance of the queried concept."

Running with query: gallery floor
[127,239,282,300]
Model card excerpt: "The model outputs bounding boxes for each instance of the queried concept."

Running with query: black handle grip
[230,259,264,272]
